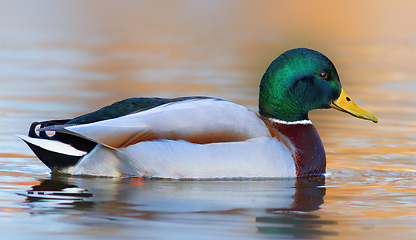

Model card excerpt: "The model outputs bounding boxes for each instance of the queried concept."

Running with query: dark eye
[318,71,328,79]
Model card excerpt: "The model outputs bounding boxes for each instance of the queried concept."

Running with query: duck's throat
[269,118,326,177]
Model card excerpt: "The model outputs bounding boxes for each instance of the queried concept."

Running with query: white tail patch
[15,134,87,157]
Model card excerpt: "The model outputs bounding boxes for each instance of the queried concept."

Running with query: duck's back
[66,96,216,125]
[55,98,273,148]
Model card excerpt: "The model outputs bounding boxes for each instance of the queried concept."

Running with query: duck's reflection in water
[21,175,337,238]
[257,177,338,238]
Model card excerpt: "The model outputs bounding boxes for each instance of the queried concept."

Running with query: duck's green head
[259,48,377,123]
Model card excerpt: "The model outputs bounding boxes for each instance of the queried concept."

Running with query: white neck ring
[268,118,312,125]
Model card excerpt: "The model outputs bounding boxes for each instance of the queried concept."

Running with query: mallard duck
[17,48,377,179]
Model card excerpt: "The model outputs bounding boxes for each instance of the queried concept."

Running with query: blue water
[2,1,416,239]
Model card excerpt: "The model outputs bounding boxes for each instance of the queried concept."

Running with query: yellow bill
[330,89,378,123]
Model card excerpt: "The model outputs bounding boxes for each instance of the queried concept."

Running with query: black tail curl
[24,120,97,172]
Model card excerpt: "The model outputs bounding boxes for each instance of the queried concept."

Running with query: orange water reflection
[2,1,416,239]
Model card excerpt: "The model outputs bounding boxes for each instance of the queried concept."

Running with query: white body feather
[65,137,296,178]
[18,99,297,178]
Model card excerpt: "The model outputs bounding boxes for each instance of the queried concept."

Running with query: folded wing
[42,99,272,148]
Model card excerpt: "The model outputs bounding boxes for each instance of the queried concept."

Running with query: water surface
[1,1,416,239]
